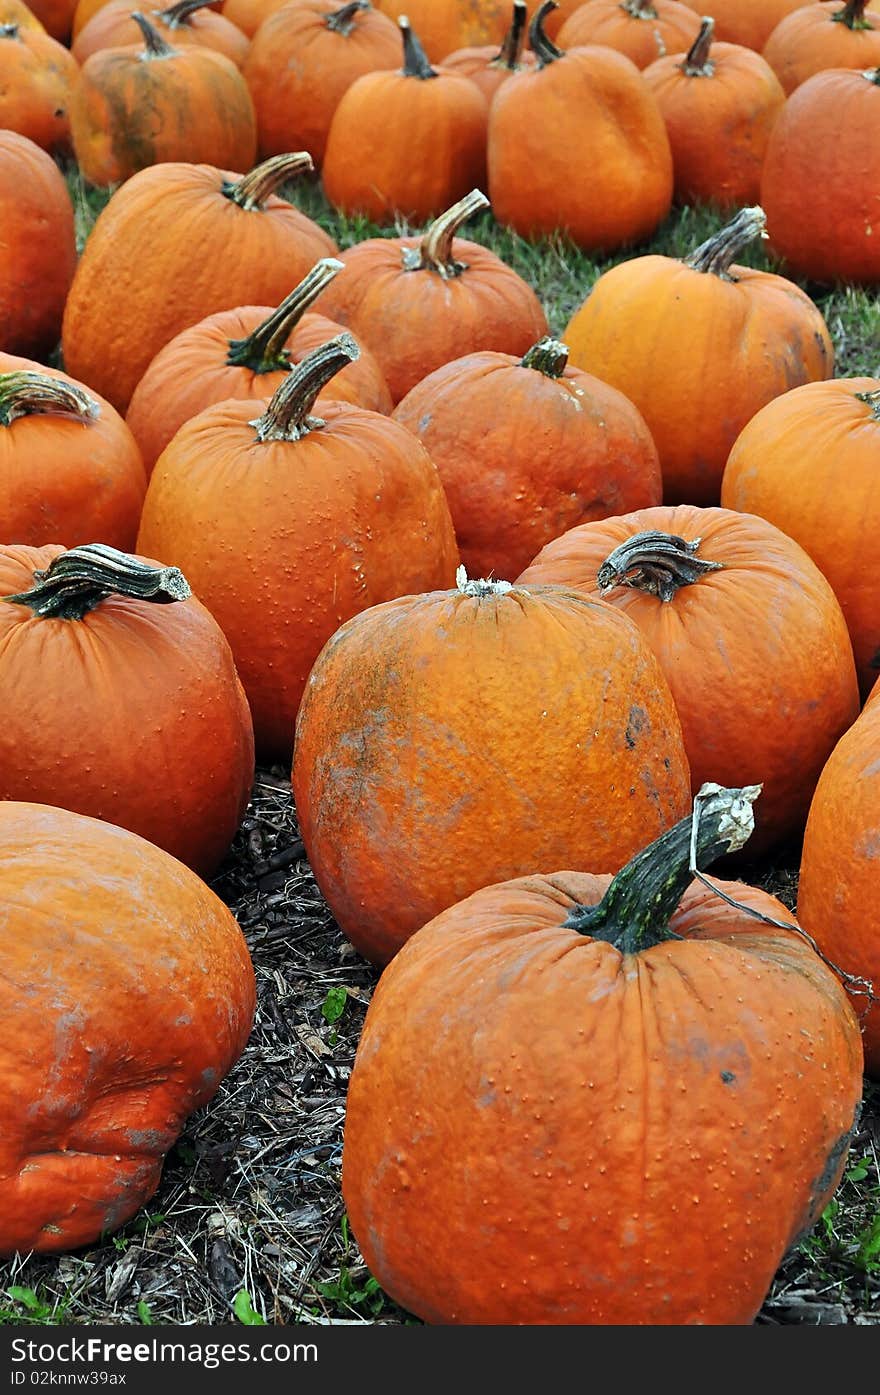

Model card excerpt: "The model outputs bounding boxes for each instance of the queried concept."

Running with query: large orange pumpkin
[680,0,821,50]
[343,785,863,1323]
[0,800,256,1255]
[442,1,537,103]
[0,131,77,360]
[374,0,507,58]
[137,335,460,760]
[62,153,337,413]
[763,0,880,92]
[722,377,880,696]
[73,0,249,66]
[0,543,254,875]
[0,15,78,155]
[564,207,834,504]
[292,569,691,964]
[518,506,859,852]
[557,0,702,69]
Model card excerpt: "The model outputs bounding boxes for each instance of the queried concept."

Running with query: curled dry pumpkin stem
[685,206,768,280]
[491,0,529,71]
[856,387,880,418]
[597,531,723,601]
[402,189,491,279]
[250,332,360,442]
[833,0,870,28]
[226,257,346,373]
[682,16,715,74]
[155,0,218,27]
[132,11,175,55]
[400,16,436,79]
[3,543,191,621]
[223,153,315,212]
[326,0,369,35]
[530,1,564,66]
[521,336,569,378]
[0,371,99,428]
[455,564,515,598]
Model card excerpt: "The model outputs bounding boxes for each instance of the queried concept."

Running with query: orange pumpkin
[564,207,834,504]
[442,1,536,103]
[374,0,507,58]
[219,0,284,36]
[487,3,673,250]
[722,377,880,696]
[518,506,859,852]
[0,131,77,360]
[73,0,249,66]
[0,358,146,549]
[62,153,337,413]
[643,18,786,208]
[313,190,548,403]
[0,15,78,155]
[137,335,460,759]
[0,544,254,874]
[292,568,691,964]
[558,0,702,69]
[680,0,820,50]
[763,0,880,92]
[343,787,863,1324]
[393,337,662,579]
[0,800,256,1254]
[24,0,77,38]
[126,259,391,475]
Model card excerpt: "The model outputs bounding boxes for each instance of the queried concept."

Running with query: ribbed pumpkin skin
[292,584,691,964]
[680,0,820,49]
[0,544,254,875]
[244,0,401,164]
[721,377,880,695]
[558,0,702,69]
[374,0,507,58]
[137,400,460,760]
[564,254,833,504]
[799,698,880,1075]
[0,352,146,549]
[518,505,859,852]
[643,41,785,208]
[0,801,256,1255]
[73,1,249,66]
[62,163,338,413]
[0,21,78,155]
[393,350,662,578]
[126,304,392,476]
[343,872,862,1324]
[760,70,880,285]
[0,132,76,359]
[763,1,880,93]
[488,45,673,250]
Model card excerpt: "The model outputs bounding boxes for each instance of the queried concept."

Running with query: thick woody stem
[685,206,767,279]
[249,333,360,442]
[402,189,490,278]
[0,372,99,428]
[226,258,345,372]
[131,11,175,54]
[491,1,528,70]
[530,1,563,66]
[223,153,315,211]
[326,1,369,34]
[833,0,870,28]
[3,544,191,621]
[400,15,436,78]
[682,16,715,74]
[154,0,216,26]
[521,337,569,378]
[596,532,723,602]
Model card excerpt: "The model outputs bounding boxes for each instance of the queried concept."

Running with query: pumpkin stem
[223,152,315,211]
[622,0,659,18]
[400,15,436,78]
[855,387,880,418]
[250,333,360,442]
[403,189,490,278]
[864,66,880,83]
[520,337,569,378]
[326,0,369,33]
[490,0,528,70]
[685,206,767,280]
[226,258,346,373]
[3,544,191,621]
[597,531,723,602]
[131,11,175,54]
[455,564,515,598]
[682,15,715,73]
[530,1,563,66]
[833,0,870,28]
[0,23,20,37]
[0,371,99,428]
[565,783,761,953]
[154,0,216,26]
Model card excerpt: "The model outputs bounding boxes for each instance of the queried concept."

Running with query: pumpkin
[0,359,146,549]
[563,207,834,505]
[0,800,256,1255]
[0,131,77,360]
[763,0,880,92]
[292,567,691,964]
[518,506,859,853]
[0,544,254,874]
[543,0,590,36]
[219,0,284,36]
[0,16,78,155]
[760,67,880,285]
[487,3,673,250]
[393,337,662,579]
[799,696,880,1076]
[126,259,391,475]
[62,153,337,413]
[680,0,821,50]
[244,1,400,165]
[73,0,249,66]
[374,0,507,59]
[70,14,258,188]
[721,377,880,696]
[322,16,489,222]
[558,0,703,69]
[137,335,460,760]
[313,190,548,403]
[342,785,863,1324]
[643,18,786,208]
[442,0,536,103]
[24,0,77,38]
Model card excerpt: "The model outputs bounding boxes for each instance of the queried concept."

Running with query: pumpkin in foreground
[0,801,255,1254]
[343,785,863,1325]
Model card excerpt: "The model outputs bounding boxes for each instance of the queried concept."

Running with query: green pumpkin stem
[682,16,715,73]
[3,544,191,621]
[855,387,880,418]
[403,188,490,278]
[565,784,761,952]
[226,258,345,373]
[131,11,175,54]
[400,15,436,78]
[491,0,528,70]
[685,206,767,280]
[833,0,870,28]
[530,1,563,66]
[597,531,724,602]
[521,337,569,378]
[223,152,315,211]
[0,371,98,428]
[250,333,360,442]
[326,0,369,33]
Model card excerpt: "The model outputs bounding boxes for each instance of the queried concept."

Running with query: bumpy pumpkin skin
[293,581,691,964]
[0,131,77,360]
[518,505,859,852]
[0,20,78,156]
[343,872,862,1324]
[722,377,880,696]
[73,1,249,66]
[0,544,255,877]
[374,0,507,58]
[0,802,256,1255]
[680,0,820,50]
[763,0,880,94]
[558,0,703,70]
